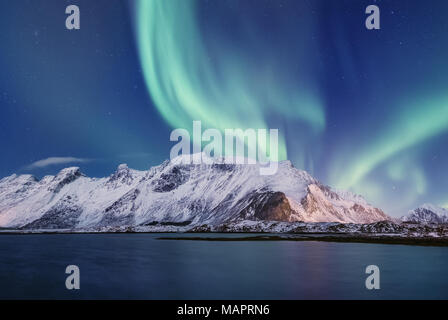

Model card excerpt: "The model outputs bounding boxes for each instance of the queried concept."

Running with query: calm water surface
[0,233,447,299]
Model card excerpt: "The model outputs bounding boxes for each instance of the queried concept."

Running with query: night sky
[1,0,448,216]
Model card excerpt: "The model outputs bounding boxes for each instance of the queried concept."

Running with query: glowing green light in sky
[332,96,448,191]
[135,0,325,161]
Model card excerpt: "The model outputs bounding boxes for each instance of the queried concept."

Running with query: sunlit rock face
[298,184,390,224]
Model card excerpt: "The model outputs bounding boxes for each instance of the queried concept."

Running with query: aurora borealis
[0,0,448,216]
[134,0,326,162]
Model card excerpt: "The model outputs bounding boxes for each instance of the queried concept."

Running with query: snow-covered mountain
[401,204,448,224]
[0,153,390,230]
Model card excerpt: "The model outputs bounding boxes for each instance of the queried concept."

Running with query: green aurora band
[135,0,325,161]
[332,96,448,190]
[330,95,448,211]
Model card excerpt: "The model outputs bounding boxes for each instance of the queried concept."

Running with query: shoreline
[157,235,448,247]
[0,230,447,246]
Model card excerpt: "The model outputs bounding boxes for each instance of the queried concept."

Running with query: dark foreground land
[158,234,448,247]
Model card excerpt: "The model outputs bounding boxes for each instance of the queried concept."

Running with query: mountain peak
[56,167,82,177]
[402,204,448,224]
[419,203,448,213]
[107,163,144,186]
[117,163,129,171]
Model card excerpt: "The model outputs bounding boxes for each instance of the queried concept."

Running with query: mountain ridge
[401,204,448,224]
[0,153,392,230]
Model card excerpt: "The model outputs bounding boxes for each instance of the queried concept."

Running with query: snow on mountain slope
[0,153,390,229]
[401,204,448,224]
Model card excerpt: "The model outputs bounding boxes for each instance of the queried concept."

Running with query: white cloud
[26,157,90,169]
